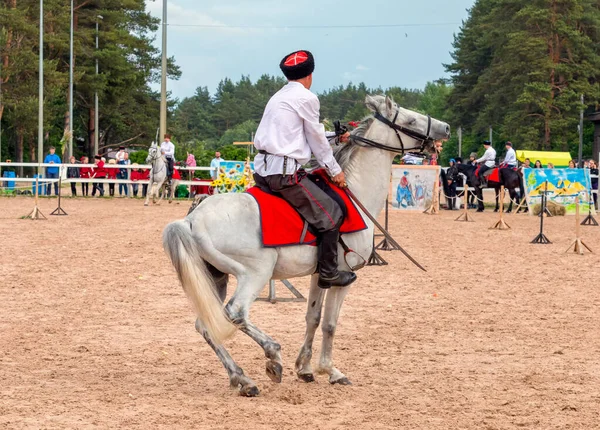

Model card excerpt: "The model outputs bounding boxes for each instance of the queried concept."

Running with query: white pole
[38,0,44,175]
[68,0,74,158]
[94,15,103,156]
[458,126,462,158]
[159,0,167,141]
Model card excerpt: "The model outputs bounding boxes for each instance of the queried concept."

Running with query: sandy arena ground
[1,195,599,429]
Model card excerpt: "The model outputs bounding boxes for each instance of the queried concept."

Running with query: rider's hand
[332,172,347,188]
[340,132,351,143]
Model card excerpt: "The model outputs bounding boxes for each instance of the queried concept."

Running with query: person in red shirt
[79,156,91,196]
[140,167,150,198]
[91,155,106,197]
[106,159,118,197]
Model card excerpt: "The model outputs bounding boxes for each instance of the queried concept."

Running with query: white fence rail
[0,162,214,194]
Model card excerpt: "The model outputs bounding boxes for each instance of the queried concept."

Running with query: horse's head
[146,142,159,164]
[363,94,450,156]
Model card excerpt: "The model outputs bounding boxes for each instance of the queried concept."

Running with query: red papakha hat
[280,50,315,81]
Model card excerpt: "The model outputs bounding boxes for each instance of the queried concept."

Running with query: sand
[1,196,599,429]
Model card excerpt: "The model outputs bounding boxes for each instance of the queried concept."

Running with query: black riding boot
[317,230,357,289]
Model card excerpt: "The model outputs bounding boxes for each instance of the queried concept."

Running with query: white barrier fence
[0,162,214,195]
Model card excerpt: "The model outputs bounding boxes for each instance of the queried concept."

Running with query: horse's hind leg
[194,266,259,397]
[318,287,352,385]
[195,320,259,397]
[295,274,325,382]
[225,269,284,384]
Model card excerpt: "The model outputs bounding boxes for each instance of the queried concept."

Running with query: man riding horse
[476,140,497,188]
[252,50,355,289]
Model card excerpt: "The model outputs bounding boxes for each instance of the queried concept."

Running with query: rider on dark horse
[476,140,497,188]
[252,50,356,290]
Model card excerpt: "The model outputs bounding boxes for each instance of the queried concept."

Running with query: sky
[146,0,476,101]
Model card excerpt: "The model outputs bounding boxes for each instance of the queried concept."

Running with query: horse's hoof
[494,209,499,213]
[507,210,512,214]
[330,376,352,386]
[477,209,484,213]
[239,385,260,397]
[144,203,148,207]
[266,361,283,383]
[297,373,315,383]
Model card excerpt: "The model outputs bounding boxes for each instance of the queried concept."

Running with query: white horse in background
[144,142,178,205]
[163,95,450,396]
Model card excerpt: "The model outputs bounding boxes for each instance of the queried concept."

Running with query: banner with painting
[211,160,255,193]
[523,168,595,215]
[389,165,440,212]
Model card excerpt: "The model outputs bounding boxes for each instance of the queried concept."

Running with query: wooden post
[565,197,593,254]
[490,186,511,230]
[455,183,474,222]
[24,176,47,220]
[423,179,440,215]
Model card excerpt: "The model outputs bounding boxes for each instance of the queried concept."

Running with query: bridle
[146,146,164,182]
[350,108,434,154]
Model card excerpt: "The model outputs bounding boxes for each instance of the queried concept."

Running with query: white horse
[144,142,178,205]
[163,95,450,396]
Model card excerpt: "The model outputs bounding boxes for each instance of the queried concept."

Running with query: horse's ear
[365,95,379,113]
[385,96,394,115]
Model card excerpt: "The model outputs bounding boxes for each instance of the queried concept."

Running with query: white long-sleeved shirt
[160,140,175,158]
[504,147,517,166]
[476,147,497,168]
[253,82,342,177]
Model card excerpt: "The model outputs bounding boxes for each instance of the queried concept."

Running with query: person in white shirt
[210,152,222,180]
[475,140,497,186]
[503,141,517,168]
[160,134,175,180]
[115,146,126,162]
[253,50,355,289]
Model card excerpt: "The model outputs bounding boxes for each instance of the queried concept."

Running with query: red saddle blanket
[476,166,500,183]
[246,171,367,247]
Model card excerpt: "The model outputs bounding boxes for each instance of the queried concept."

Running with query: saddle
[246,170,367,247]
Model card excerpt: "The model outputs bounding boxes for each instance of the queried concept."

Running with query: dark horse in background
[456,164,525,212]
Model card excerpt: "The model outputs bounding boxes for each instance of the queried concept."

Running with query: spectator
[446,158,459,210]
[43,146,61,195]
[568,160,576,168]
[522,158,531,168]
[79,156,91,196]
[115,146,127,162]
[186,152,197,181]
[547,162,555,169]
[91,155,106,197]
[118,152,130,196]
[66,155,80,196]
[210,151,222,180]
[469,152,478,167]
[107,159,118,196]
[534,160,543,168]
[590,159,598,209]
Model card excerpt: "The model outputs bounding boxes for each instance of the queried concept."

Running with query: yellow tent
[517,150,573,168]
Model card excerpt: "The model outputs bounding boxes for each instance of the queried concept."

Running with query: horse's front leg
[494,187,500,212]
[477,188,485,212]
[156,181,164,205]
[295,274,326,382]
[318,286,352,385]
[507,189,514,213]
[144,182,152,206]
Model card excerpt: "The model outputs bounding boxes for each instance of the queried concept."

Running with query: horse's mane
[333,116,374,171]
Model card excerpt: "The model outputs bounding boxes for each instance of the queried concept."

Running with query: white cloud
[342,71,361,81]
[147,1,246,35]
[356,64,369,71]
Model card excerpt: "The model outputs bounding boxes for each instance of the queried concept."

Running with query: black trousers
[254,171,343,233]
[166,157,174,178]
[479,165,491,180]
[92,182,104,196]
[81,183,89,196]
[70,182,77,196]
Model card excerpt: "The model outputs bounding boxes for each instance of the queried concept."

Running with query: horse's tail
[162,220,236,344]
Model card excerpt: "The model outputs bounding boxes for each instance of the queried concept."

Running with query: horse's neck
[345,147,395,219]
